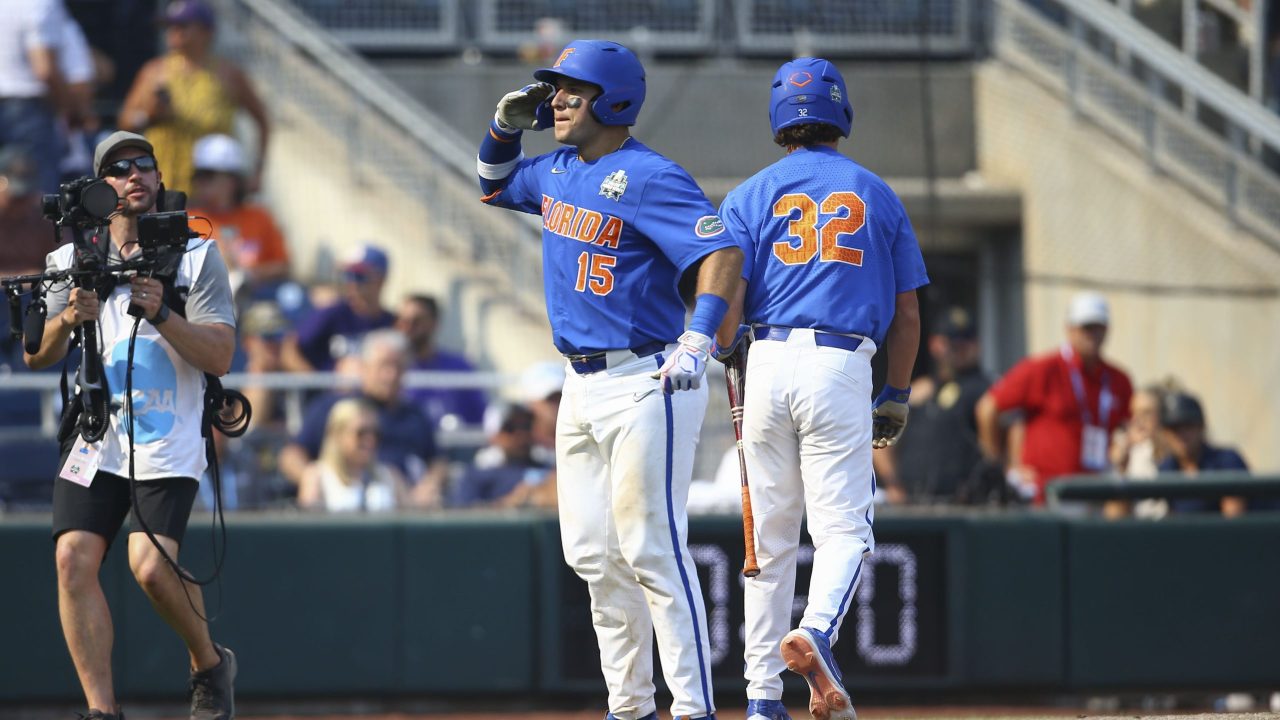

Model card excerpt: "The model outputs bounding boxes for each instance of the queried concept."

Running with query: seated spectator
[0,147,61,277]
[1103,383,1177,519]
[397,294,487,430]
[1157,390,1250,517]
[451,403,555,509]
[518,361,566,466]
[876,306,993,504]
[119,0,269,195]
[237,300,290,431]
[188,133,290,301]
[977,292,1134,504]
[284,243,395,371]
[298,397,408,512]
[279,329,446,507]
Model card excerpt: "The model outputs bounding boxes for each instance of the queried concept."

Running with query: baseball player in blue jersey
[475,40,743,720]
[715,58,928,720]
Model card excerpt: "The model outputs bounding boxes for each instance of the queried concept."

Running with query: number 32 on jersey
[772,191,865,266]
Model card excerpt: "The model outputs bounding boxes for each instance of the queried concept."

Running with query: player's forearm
[157,318,235,376]
[883,290,920,390]
[694,246,744,302]
[716,280,747,348]
[477,118,524,198]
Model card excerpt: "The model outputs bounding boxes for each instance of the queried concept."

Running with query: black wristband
[152,302,170,325]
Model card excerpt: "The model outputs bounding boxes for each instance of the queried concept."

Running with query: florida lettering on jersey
[541,195,624,249]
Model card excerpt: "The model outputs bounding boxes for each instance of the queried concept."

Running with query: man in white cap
[976,292,1135,504]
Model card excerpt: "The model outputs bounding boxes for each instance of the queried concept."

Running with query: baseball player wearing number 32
[715,58,929,720]
[477,40,744,720]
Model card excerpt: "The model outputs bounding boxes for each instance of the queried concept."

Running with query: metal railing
[1047,470,1280,507]
[735,0,978,56]
[993,0,1280,252]
[216,0,548,311]
[476,0,719,54]
[287,0,461,50]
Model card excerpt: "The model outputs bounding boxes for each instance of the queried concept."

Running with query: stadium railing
[993,0,1280,252]
[733,0,979,57]
[475,0,719,54]
[286,0,461,51]
[1046,470,1280,507]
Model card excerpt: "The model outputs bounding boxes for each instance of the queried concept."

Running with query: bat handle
[741,481,760,578]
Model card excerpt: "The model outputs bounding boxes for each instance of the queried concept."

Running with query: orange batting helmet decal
[554,48,576,67]
[789,71,813,88]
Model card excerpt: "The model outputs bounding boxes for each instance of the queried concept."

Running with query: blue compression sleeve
[478,117,523,197]
[688,293,729,338]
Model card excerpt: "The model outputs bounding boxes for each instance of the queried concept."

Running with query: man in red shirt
[976,293,1134,504]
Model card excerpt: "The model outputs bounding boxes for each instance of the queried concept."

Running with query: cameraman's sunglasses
[100,155,158,178]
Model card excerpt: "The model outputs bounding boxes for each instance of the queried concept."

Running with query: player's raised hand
[871,385,911,448]
[496,83,555,131]
[712,324,751,363]
[654,331,713,392]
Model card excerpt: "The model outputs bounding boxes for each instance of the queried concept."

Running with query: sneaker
[78,710,123,720]
[605,713,658,720]
[780,628,855,720]
[189,643,237,720]
[747,699,792,720]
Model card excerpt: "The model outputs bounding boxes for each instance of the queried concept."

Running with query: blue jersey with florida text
[720,146,929,346]
[484,138,735,355]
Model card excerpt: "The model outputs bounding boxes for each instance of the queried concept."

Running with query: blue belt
[752,326,865,352]
[567,340,667,375]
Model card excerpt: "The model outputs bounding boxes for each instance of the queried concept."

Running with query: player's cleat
[189,644,237,720]
[781,628,856,720]
[605,713,657,720]
[673,715,717,720]
[746,699,792,720]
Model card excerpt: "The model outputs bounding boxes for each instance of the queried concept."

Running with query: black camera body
[41,177,119,228]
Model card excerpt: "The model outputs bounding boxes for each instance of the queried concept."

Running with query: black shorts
[52,471,199,549]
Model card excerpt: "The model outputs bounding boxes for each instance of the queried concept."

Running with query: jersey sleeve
[718,189,755,280]
[883,188,930,292]
[633,166,736,274]
[481,152,551,215]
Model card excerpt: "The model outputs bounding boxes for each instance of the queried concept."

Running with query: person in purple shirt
[284,243,396,371]
[395,294,488,429]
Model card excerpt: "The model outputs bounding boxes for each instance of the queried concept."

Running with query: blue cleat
[746,699,792,720]
[780,628,855,720]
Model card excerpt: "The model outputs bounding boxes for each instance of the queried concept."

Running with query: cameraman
[24,131,237,720]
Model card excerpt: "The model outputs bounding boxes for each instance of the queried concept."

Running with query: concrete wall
[975,62,1280,471]
[374,58,978,187]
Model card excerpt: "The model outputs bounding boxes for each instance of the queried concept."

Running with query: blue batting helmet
[770,57,853,137]
[534,40,646,126]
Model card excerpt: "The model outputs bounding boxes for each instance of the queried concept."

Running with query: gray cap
[93,131,155,176]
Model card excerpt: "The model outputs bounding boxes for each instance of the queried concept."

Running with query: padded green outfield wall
[1,512,1277,702]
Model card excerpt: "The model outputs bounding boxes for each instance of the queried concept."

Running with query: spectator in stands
[279,329,446,507]
[876,306,993,504]
[237,300,290,433]
[450,403,556,509]
[396,294,487,430]
[1158,390,1250,517]
[187,133,290,301]
[0,147,61,276]
[55,9,103,182]
[976,292,1134,504]
[298,397,408,513]
[0,0,68,195]
[63,0,158,111]
[119,0,269,195]
[284,243,395,372]
[1105,383,1176,519]
[518,361,565,467]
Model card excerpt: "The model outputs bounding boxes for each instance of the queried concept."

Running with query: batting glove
[871,385,911,448]
[712,324,750,363]
[653,331,713,392]
[496,83,556,131]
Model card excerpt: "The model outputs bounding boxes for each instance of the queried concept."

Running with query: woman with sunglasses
[298,397,408,512]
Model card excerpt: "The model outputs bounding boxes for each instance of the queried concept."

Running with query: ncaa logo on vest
[106,338,179,443]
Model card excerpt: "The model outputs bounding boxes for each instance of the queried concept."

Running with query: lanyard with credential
[1061,345,1112,427]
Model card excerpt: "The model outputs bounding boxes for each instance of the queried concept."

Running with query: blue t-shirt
[407,350,489,428]
[294,391,438,481]
[1158,444,1250,513]
[719,146,929,346]
[294,301,396,370]
[483,138,737,355]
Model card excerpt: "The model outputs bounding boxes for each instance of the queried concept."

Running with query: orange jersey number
[575,251,616,296]
[771,191,866,266]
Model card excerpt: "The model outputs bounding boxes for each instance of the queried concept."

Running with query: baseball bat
[724,348,760,578]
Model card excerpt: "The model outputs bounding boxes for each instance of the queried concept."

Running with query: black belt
[567,340,667,375]
[752,326,865,352]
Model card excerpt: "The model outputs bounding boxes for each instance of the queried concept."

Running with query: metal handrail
[1046,471,1278,507]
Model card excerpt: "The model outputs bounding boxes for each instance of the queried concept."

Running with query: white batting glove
[653,331,713,392]
[496,82,555,131]
[871,385,911,448]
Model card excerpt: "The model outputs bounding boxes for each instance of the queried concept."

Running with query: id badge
[1081,424,1109,471]
[59,436,101,488]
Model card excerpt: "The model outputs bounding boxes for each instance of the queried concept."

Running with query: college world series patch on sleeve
[695,215,726,237]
